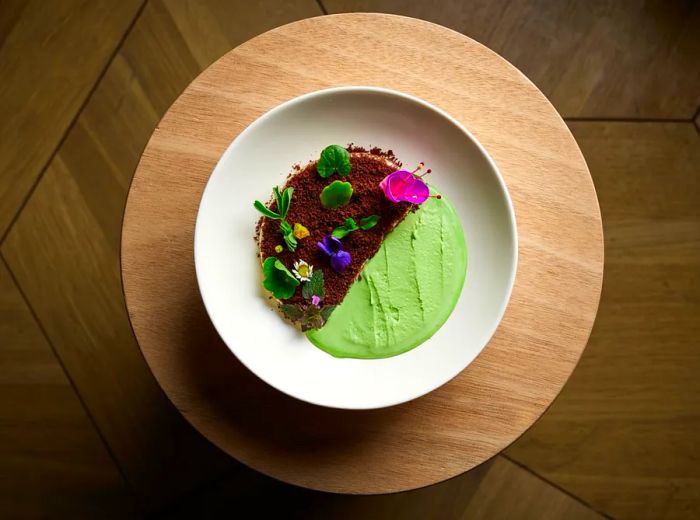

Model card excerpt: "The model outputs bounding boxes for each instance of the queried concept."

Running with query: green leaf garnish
[331,215,378,238]
[254,186,297,252]
[320,305,336,321]
[283,232,297,251]
[280,301,335,330]
[302,270,325,300]
[301,309,325,331]
[320,180,353,209]
[280,304,304,321]
[279,187,293,217]
[262,257,299,299]
[254,186,293,221]
[273,186,282,208]
[279,220,297,251]
[359,215,380,230]
[317,145,351,178]
[331,217,359,239]
[254,200,281,220]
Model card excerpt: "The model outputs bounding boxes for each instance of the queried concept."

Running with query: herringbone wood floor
[1,1,698,517]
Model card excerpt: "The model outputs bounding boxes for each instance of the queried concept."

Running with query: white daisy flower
[292,259,313,282]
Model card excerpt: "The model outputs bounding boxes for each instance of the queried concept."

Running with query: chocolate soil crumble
[257,147,412,307]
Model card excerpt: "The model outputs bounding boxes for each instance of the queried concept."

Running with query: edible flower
[274,245,283,253]
[379,162,436,204]
[317,235,352,273]
[292,259,313,282]
[293,223,310,239]
[311,295,321,306]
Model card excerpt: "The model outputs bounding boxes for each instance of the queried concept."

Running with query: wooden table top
[121,13,603,494]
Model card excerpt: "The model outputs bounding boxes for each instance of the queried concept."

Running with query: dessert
[254,145,467,358]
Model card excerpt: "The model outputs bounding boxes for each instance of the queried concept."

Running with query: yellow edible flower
[293,223,310,240]
[274,245,283,253]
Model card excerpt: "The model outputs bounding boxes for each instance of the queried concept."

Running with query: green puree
[306,193,467,358]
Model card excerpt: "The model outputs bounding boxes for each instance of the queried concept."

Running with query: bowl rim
[194,85,518,409]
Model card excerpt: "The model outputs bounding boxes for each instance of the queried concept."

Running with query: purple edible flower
[379,163,433,204]
[311,295,321,306]
[317,235,352,273]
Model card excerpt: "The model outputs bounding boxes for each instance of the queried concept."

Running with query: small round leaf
[320,180,353,209]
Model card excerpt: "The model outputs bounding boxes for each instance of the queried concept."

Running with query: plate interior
[194,87,517,409]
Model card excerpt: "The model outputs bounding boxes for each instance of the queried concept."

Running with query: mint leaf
[301,304,335,331]
[320,305,336,321]
[288,301,335,331]
[331,217,359,239]
[254,200,280,220]
[302,270,324,300]
[317,144,351,178]
[320,180,353,209]
[359,215,380,230]
[280,304,304,321]
[301,307,324,331]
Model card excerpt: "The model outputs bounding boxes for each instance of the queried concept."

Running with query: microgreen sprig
[254,186,297,251]
[331,215,379,239]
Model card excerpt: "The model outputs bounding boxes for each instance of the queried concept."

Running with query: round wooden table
[122,14,603,494]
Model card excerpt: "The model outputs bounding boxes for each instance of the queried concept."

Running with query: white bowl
[194,86,517,410]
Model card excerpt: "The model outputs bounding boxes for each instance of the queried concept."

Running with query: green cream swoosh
[307,191,467,359]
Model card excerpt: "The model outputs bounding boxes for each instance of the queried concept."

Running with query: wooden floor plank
[463,457,602,520]
[507,122,700,520]
[4,1,697,516]
[0,0,27,49]
[0,0,144,237]
[162,0,322,70]
[0,259,137,518]
[322,0,700,119]
[2,0,323,510]
[164,456,602,519]
[2,154,230,511]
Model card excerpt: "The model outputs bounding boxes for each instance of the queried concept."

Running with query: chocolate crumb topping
[258,148,411,305]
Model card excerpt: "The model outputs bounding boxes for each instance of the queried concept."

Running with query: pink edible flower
[379,162,433,204]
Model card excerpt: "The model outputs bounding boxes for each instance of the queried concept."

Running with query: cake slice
[254,145,420,330]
